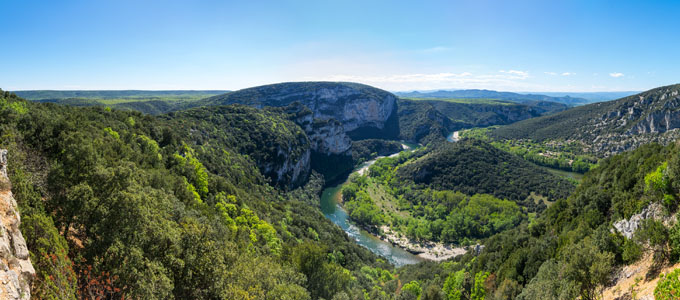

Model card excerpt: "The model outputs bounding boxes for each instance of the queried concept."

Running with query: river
[446,131,460,142]
[319,148,425,267]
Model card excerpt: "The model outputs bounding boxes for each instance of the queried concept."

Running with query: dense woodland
[351,139,404,164]
[4,84,680,299]
[386,141,680,299]
[0,89,398,299]
[461,128,597,174]
[396,140,573,202]
[341,139,573,244]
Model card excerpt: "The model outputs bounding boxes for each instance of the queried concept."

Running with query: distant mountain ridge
[14,90,229,100]
[535,91,638,102]
[395,89,592,106]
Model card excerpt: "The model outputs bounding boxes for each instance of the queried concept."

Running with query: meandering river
[319,149,425,267]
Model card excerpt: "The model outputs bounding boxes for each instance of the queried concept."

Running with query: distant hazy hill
[14,90,229,115]
[14,90,228,100]
[395,89,591,106]
[536,91,639,102]
[490,83,680,156]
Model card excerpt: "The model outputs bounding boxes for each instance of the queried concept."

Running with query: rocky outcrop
[260,143,312,188]
[0,150,35,300]
[205,82,399,141]
[273,103,354,182]
[626,92,680,135]
[612,202,667,239]
[280,103,352,155]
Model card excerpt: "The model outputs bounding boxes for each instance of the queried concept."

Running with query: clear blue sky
[1,0,678,92]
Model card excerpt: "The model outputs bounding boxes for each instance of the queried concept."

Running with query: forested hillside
[397,139,573,202]
[389,141,680,299]
[340,139,573,246]
[0,89,400,299]
[8,82,680,299]
[397,98,564,144]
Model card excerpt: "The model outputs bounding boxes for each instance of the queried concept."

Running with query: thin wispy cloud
[610,72,624,78]
[544,72,573,76]
[499,70,529,78]
[420,46,451,53]
[312,70,541,91]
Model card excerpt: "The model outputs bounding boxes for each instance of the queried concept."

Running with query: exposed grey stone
[613,202,665,239]
[10,232,28,260]
[0,230,11,258]
[17,260,34,281]
[0,149,7,181]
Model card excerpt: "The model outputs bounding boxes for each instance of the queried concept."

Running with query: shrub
[655,268,680,300]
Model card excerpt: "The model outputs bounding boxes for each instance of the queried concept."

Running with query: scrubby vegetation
[340,139,573,245]
[377,141,680,299]
[7,83,680,299]
[0,89,398,299]
[488,84,680,157]
[461,127,597,174]
[351,139,404,164]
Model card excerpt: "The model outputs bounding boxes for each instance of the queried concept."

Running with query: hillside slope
[397,98,561,144]
[389,141,680,299]
[0,89,396,299]
[490,84,680,156]
[164,105,312,188]
[396,139,574,202]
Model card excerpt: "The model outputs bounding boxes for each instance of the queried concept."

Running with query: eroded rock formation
[0,150,35,300]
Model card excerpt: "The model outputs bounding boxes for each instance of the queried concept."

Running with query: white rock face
[0,150,35,300]
[285,104,352,155]
[612,202,665,239]
[261,145,311,188]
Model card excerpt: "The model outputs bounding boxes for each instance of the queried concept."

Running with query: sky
[1,0,679,92]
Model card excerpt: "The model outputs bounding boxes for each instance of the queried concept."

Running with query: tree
[290,242,351,300]
[443,270,465,300]
[402,281,422,300]
[470,272,489,300]
[561,238,614,300]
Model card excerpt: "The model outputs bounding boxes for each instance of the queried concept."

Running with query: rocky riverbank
[378,226,467,261]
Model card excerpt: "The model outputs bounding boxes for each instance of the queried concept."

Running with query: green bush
[655,268,680,300]
[622,239,643,263]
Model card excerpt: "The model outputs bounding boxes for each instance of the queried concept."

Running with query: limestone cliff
[0,150,35,300]
[275,103,352,155]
